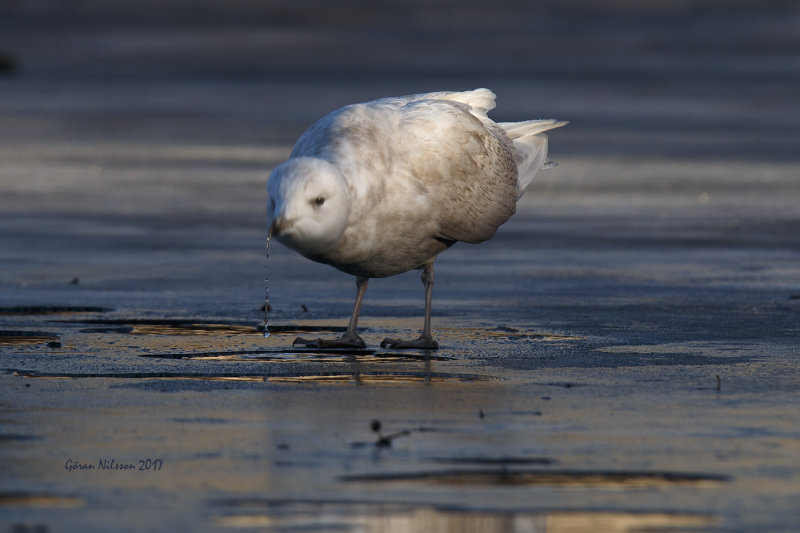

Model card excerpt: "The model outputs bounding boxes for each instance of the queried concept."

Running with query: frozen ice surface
[1,1,799,531]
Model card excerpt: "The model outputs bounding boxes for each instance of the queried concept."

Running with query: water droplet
[263,231,271,338]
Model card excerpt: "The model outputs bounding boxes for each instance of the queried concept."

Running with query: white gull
[267,88,566,349]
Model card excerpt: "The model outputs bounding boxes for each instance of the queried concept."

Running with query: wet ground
[2,2,800,532]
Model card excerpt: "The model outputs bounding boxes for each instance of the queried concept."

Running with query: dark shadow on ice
[340,469,730,487]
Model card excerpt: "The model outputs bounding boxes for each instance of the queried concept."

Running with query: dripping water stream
[263,231,271,338]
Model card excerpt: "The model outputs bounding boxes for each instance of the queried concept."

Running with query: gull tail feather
[500,119,568,139]
[500,120,568,199]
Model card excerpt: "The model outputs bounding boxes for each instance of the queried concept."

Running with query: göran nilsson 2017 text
[65,458,163,472]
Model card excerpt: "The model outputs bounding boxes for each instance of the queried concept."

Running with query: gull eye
[312,196,325,207]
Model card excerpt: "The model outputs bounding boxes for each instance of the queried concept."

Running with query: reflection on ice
[0,330,59,346]
[0,492,84,509]
[213,504,716,533]
[12,370,489,385]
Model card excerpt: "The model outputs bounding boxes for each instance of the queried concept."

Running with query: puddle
[429,457,556,466]
[62,319,346,337]
[137,348,452,363]
[210,500,716,532]
[339,469,729,488]
[266,372,491,385]
[0,492,84,508]
[61,318,262,336]
[129,323,258,335]
[13,370,490,385]
[46,317,584,355]
[13,371,267,382]
[0,330,59,346]
[59,318,582,347]
[0,306,111,315]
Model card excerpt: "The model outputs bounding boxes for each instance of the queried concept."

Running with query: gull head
[267,157,350,256]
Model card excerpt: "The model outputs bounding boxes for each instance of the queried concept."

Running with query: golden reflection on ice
[13,370,489,384]
[545,512,715,533]
[214,507,715,532]
[0,332,57,346]
[0,492,84,509]
[13,371,266,382]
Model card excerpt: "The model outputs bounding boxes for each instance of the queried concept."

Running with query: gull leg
[344,276,369,343]
[381,263,439,350]
[420,263,436,343]
[294,276,369,348]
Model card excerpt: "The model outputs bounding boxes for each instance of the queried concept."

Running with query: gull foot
[293,335,367,349]
[380,336,439,350]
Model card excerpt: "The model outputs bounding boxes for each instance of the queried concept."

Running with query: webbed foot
[293,334,367,349]
[380,336,439,350]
